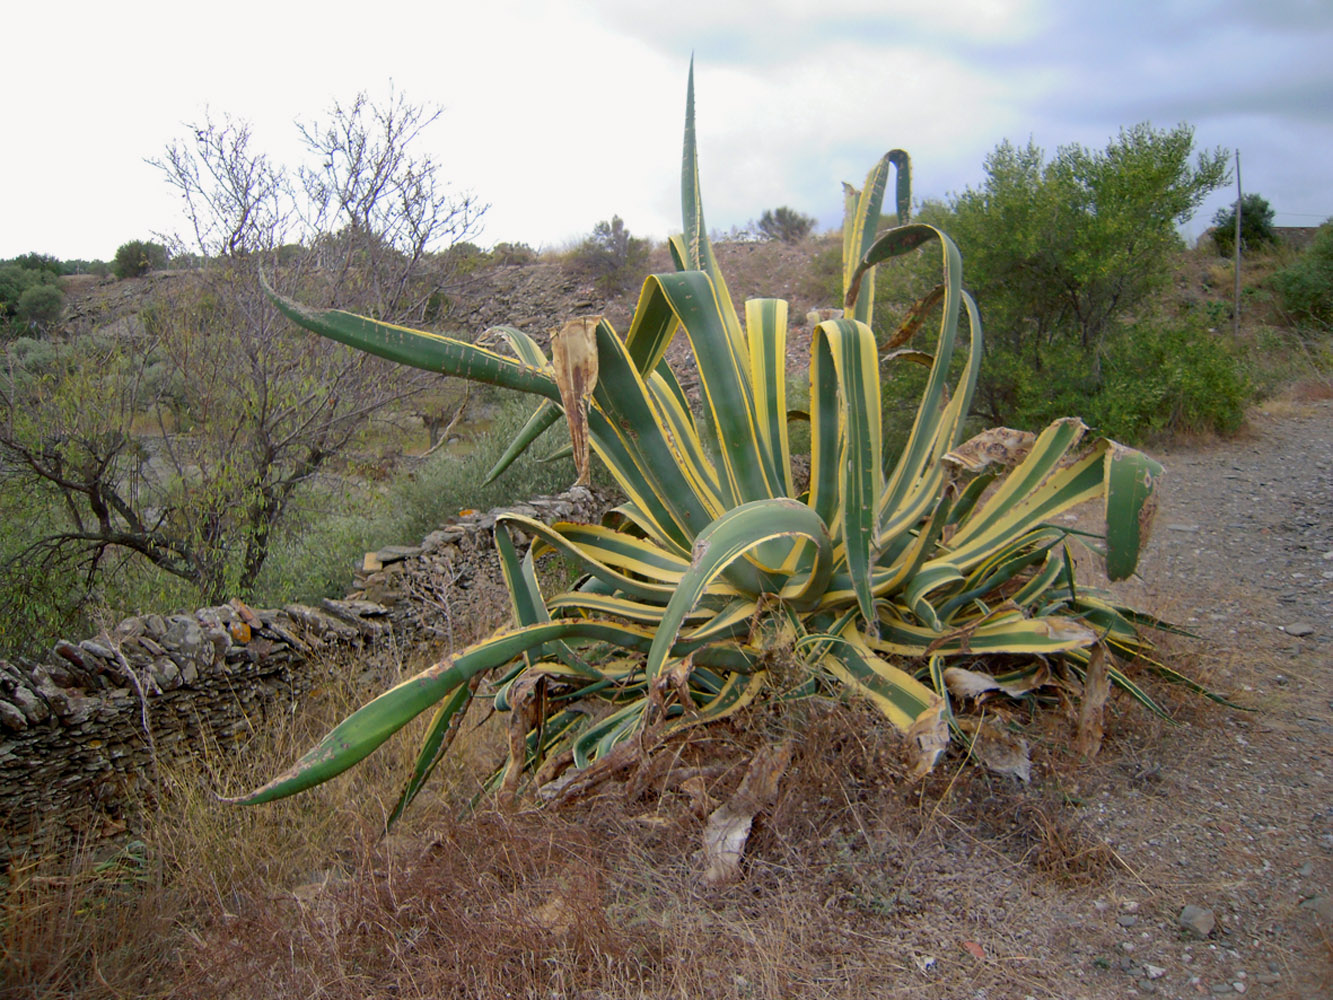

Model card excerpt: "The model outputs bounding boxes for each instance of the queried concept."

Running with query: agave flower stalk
[230,65,1202,822]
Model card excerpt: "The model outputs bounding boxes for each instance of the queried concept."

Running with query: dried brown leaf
[550,316,601,486]
[906,699,950,781]
[958,716,1031,782]
[1076,644,1111,758]
[702,741,793,885]
[944,664,1047,701]
[945,426,1038,474]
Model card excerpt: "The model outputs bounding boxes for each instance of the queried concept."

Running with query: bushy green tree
[9,253,62,277]
[1212,193,1277,256]
[936,125,1230,426]
[112,240,168,279]
[756,205,817,243]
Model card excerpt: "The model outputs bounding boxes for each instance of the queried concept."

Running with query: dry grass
[4,661,1220,999]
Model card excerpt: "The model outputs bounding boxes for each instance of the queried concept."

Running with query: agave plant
[232,67,1203,821]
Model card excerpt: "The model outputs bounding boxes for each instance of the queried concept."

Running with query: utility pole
[1232,151,1242,341]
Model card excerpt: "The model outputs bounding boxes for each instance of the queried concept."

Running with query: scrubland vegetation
[2,71,1331,999]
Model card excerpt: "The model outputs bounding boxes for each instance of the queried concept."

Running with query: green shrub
[572,215,650,293]
[112,240,168,279]
[1212,193,1277,257]
[938,128,1229,426]
[490,242,538,266]
[0,262,59,320]
[7,252,62,276]
[1090,314,1247,439]
[1272,221,1333,328]
[756,205,817,243]
[15,284,65,328]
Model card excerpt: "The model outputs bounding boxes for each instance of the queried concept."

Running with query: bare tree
[150,111,292,258]
[0,90,485,637]
[298,89,482,321]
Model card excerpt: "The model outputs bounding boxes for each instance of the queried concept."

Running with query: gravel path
[1067,398,1333,999]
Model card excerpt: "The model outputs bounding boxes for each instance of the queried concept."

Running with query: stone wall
[0,486,613,861]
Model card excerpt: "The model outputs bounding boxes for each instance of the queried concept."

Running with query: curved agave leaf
[645,498,834,682]
[1103,443,1163,581]
[646,271,783,505]
[841,150,910,323]
[809,318,883,626]
[387,681,474,826]
[816,622,939,731]
[260,273,560,400]
[484,400,563,484]
[746,298,794,497]
[678,59,746,360]
[229,616,762,806]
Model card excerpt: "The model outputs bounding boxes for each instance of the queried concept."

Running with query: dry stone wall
[0,486,613,861]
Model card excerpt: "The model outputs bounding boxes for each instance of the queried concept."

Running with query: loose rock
[1178,904,1217,938]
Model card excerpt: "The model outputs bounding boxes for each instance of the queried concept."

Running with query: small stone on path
[1282,623,1315,637]
[1179,904,1217,938]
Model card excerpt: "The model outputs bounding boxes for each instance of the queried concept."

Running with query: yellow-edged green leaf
[812,319,883,627]
[386,682,474,827]
[645,498,834,680]
[262,273,560,400]
[818,625,938,730]
[746,298,794,496]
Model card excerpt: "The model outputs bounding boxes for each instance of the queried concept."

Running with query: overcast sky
[4,0,1331,262]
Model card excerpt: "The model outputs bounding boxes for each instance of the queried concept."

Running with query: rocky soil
[1037,396,1333,999]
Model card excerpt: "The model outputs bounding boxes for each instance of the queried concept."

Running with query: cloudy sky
[4,0,1330,261]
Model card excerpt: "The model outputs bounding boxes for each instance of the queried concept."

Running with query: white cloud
[1,0,1328,260]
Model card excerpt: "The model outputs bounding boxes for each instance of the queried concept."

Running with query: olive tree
[934,124,1230,425]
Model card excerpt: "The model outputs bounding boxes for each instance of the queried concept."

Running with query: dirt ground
[1052,394,1333,1000]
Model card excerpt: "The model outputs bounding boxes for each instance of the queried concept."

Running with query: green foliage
[250,394,575,608]
[15,284,64,328]
[490,242,538,266]
[0,483,97,657]
[8,252,62,276]
[938,125,1231,427]
[0,255,63,324]
[756,205,817,243]
[1271,220,1333,329]
[440,241,488,276]
[239,68,1197,828]
[573,215,650,293]
[59,258,111,276]
[1089,314,1248,440]
[112,240,168,279]
[1211,193,1277,257]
